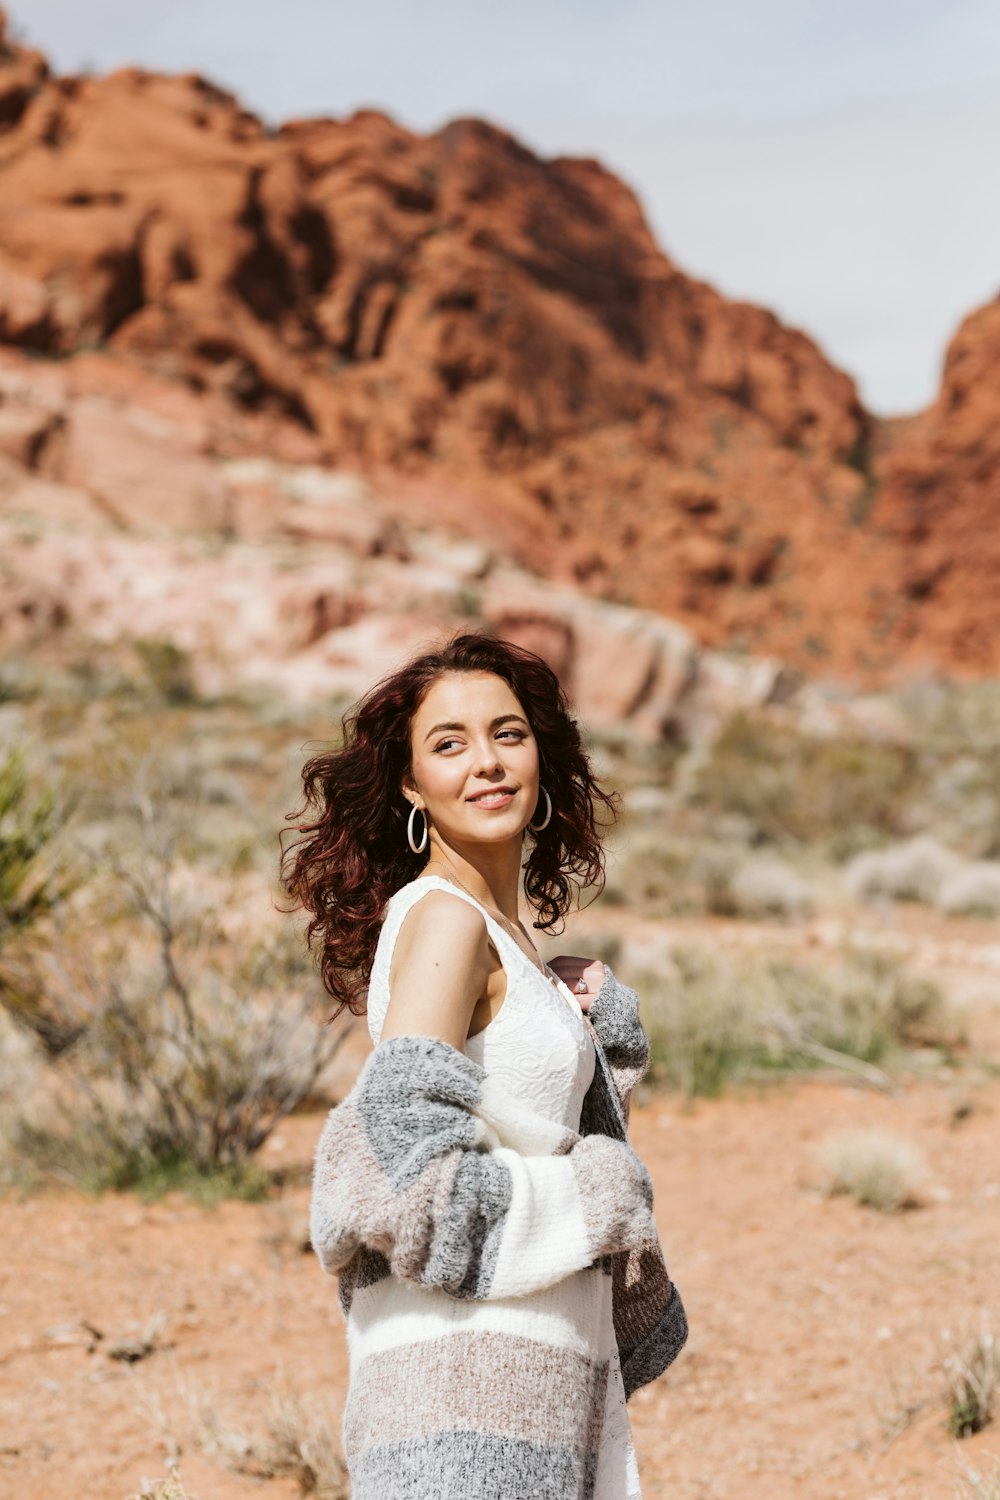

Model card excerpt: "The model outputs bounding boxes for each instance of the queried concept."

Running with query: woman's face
[403,670,541,848]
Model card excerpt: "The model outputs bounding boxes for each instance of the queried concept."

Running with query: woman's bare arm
[380,890,494,1049]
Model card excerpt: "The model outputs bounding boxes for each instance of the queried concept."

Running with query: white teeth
[473,792,511,805]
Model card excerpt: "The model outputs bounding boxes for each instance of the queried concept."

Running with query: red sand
[2,1062,998,1499]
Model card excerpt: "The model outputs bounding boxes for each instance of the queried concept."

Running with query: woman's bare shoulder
[382,889,492,1046]
[394,886,491,949]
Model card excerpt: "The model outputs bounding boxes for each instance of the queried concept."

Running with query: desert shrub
[726,856,815,920]
[771,945,953,1060]
[943,1326,1000,1438]
[605,834,771,919]
[843,835,963,905]
[688,709,920,855]
[891,679,1000,857]
[132,639,198,706]
[0,658,43,704]
[13,923,343,1195]
[638,942,956,1098]
[4,785,349,1196]
[199,1381,349,1499]
[0,1009,50,1190]
[608,827,818,923]
[815,1127,926,1211]
[938,862,1000,918]
[0,750,79,1052]
[607,836,697,915]
[923,754,1000,860]
[897,677,1000,759]
[0,750,66,944]
[639,946,761,1097]
[846,841,1000,916]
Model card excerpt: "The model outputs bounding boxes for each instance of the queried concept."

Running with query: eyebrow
[424,713,529,744]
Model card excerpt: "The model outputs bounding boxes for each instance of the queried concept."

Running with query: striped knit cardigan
[310,965,688,1495]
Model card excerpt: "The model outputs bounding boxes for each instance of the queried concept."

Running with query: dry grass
[637,940,957,1098]
[198,1381,349,1498]
[125,1464,196,1500]
[868,1363,931,1449]
[943,1325,1000,1438]
[950,1455,1000,1498]
[815,1127,926,1212]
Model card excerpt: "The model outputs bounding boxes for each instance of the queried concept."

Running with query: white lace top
[366,873,643,1499]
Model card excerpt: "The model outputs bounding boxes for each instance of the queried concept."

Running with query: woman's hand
[548,955,606,1012]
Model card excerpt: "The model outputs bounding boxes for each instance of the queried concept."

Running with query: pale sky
[15,1,1000,415]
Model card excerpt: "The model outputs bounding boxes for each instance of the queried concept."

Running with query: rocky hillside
[0,13,996,682]
[871,296,1000,673]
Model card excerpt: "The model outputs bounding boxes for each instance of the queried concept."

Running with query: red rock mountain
[0,13,996,681]
[870,299,1000,673]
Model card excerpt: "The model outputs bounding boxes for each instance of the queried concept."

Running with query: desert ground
[2,901,999,1500]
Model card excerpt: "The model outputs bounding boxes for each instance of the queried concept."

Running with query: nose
[473,736,505,776]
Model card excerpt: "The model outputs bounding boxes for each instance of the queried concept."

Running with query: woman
[282,629,686,1499]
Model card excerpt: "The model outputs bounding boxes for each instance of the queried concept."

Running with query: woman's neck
[421,837,523,923]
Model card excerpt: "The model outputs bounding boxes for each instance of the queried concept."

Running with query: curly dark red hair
[280,628,621,1019]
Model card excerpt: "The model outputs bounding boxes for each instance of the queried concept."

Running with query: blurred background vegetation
[2,637,998,1198]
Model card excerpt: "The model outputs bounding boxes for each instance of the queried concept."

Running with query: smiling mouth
[468,788,517,806]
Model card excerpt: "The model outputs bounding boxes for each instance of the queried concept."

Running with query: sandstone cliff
[0,13,996,682]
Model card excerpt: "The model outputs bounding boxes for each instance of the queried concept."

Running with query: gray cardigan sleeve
[585,964,651,1127]
[309,1032,658,1303]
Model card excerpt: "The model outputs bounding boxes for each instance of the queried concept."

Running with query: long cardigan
[310,964,688,1496]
